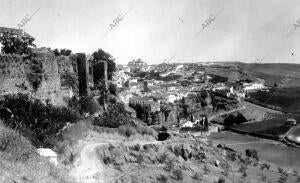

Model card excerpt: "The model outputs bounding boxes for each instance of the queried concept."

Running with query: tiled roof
[0,26,33,38]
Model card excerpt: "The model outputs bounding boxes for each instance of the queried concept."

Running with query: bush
[0,31,35,55]
[0,94,78,147]
[136,125,157,137]
[94,102,133,128]
[223,112,247,126]
[172,169,183,181]
[0,122,36,161]
[157,174,169,183]
[108,83,117,95]
[118,125,137,138]
[192,172,203,180]
[217,177,226,183]
[165,157,175,171]
[245,149,259,161]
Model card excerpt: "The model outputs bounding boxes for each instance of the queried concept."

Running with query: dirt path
[208,105,246,121]
[70,142,107,183]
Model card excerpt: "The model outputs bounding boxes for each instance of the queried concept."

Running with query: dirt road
[70,142,107,183]
[208,105,246,122]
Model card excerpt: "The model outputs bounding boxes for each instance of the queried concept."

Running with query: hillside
[147,62,300,87]
[235,63,300,87]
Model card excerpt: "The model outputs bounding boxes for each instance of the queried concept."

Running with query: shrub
[192,172,203,181]
[0,94,78,147]
[240,165,248,179]
[118,125,137,138]
[203,165,210,174]
[157,174,169,183]
[223,112,247,126]
[226,151,237,161]
[136,125,157,137]
[296,176,300,183]
[94,102,133,128]
[0,31,35,55]
[217,177,226,183]
[0,123,36,161]
[277,168,288,183]
[172,169,183,181]
[245,149,259,161]
[108,83,117,95]
[158,152,169,163]
[165,157,175,171]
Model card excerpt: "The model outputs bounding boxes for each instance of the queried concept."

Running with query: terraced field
[248,87,300,113]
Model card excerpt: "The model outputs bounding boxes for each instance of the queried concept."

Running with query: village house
[242,79,265,91]
[129,96,160,112]
[127,59,148,72]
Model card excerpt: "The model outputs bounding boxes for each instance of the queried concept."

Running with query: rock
[37,148,58,166]
[215,160,220,167]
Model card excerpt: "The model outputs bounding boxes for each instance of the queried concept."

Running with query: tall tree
[0,31,35,55]
[90,49,116,82]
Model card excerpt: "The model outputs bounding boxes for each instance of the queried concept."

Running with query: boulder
[37,148,58,166]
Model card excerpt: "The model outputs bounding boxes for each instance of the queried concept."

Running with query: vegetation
[223,112,247,126]
[248,88,300,113]
[94,102,133,128]
[0,121,36,162]
[52,48,72,56]
[0,31,36,55]
[90,49,116,81]
[0,94,78,147]
[245,149,259,161]
[0,121,71,183]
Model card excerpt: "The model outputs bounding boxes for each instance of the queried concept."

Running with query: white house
[243,82,265,91]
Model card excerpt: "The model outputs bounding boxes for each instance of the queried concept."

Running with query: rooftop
[0,26,33,38]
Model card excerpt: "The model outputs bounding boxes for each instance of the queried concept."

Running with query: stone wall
[0,54,31,94]
[0,51,75,106]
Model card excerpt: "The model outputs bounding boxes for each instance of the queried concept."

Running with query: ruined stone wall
[0,54,32,94]
[57,55,77,74]
[0,51,73,106]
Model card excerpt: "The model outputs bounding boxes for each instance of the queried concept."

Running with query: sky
[1,0,300,65]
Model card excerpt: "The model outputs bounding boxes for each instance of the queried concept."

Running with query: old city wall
[0,52,75,105]
[0,54,31,94]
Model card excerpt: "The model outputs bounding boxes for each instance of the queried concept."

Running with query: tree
[91,49,116,82]
[52,48,72,56]
[223,113,247,126]
[180,98,189,118]
[60,48,72,56]
[108,82,117,95]
[94,102,133,128]
[53,48,60,56]
[0,31,36,55]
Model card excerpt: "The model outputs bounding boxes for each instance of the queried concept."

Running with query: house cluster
[129,96,160,113]
[127,59,149,72]
[212,78,266,99]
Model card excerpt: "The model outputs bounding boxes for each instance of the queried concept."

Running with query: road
[208,105,246,122]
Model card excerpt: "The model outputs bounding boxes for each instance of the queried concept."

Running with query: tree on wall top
[0,31,36,55]
[52,48,72,56]
[90,49,116,82]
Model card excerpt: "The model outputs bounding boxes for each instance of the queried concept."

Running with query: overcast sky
[1,0,300,65]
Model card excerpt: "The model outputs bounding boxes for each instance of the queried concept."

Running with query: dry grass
[0,121,72,183]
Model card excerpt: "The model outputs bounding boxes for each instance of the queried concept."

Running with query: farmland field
[230,117,292,138]
[208,132,300,172]
[248,87,300,113]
